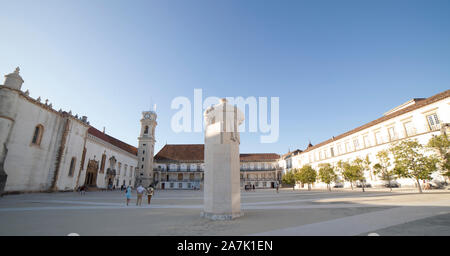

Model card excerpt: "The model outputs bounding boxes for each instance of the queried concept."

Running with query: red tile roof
[88,127,138,156]
[154,144,205,162]
[240,153,280,162]
[154,144,280,162]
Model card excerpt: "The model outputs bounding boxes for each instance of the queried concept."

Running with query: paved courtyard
[0,188,449,236]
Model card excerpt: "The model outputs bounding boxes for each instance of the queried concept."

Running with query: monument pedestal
[200,211,244,221]
[202,99,244,220]
[202,143,242,220]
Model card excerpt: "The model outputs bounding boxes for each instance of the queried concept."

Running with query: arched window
[31,125,44,145]
[144,126,149,135]
[100,154,106,173]
[68,157,76,176]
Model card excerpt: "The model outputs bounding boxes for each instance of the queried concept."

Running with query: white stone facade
[0,68,138,194]
[286,90,450,189]
[81,133,138,189]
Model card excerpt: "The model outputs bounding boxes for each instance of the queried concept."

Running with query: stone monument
[201,98,244,220]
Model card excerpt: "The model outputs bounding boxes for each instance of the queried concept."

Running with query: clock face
[144,113,150,119]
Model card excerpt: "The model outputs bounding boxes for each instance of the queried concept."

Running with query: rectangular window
[375,131,382,145]
[353,139,359,150]
[337,144,342,155]
[345,142,350,153]
[388,127,397,141]
[404,121,415,137]
[426,113,440,131]
[363,135,370,148]
[330,147,335,157]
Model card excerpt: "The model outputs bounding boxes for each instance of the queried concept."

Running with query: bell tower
[137,110,157,187]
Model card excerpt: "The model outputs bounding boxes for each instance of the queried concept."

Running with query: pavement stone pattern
[0,188,449,236]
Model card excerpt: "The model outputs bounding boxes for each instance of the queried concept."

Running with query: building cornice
[3,87,91,127]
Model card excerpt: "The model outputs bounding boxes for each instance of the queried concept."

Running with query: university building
[1,67,448,194]
[152,144,281,190]
[0,67,280,193]
[0,68,144,194]
[282,90,450,189]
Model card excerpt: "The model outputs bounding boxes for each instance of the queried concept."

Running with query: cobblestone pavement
[0,188,449,235]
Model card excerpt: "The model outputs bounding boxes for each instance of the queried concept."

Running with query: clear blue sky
[1,0,449,155]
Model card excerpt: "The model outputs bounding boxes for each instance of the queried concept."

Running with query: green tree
[390,139,438,193]
[352,158,367,192]
[339,161,352,189]
[335,160,346,187]
[318,163,337,191]
[341,161,364,190]
[427,134,450,181]
[373,150,396,192]
[363,155,373,181]
[296,165,317,191]
[282,170,296,190]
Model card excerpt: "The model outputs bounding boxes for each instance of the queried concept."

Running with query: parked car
[426,181,446,189]
[244,185,253,191]
[356,182,371,188]
[333,183,344,188]
[384,182,399,188]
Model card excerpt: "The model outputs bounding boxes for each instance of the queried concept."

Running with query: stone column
[201,98,244,220]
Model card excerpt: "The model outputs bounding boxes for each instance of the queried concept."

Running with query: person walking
[79,185,86,196]
[125,186,132,206]
[276,182,279,193]
[147,186,154,205]
[136,185,145,206]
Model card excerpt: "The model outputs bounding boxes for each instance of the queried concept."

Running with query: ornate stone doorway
[84,159,99,187]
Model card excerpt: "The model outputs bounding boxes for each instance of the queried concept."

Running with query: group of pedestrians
[78,184,154,206]
[126,185,154,206]
[244,181,280,193]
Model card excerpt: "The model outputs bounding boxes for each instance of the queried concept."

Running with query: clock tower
[137,110,157,187]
